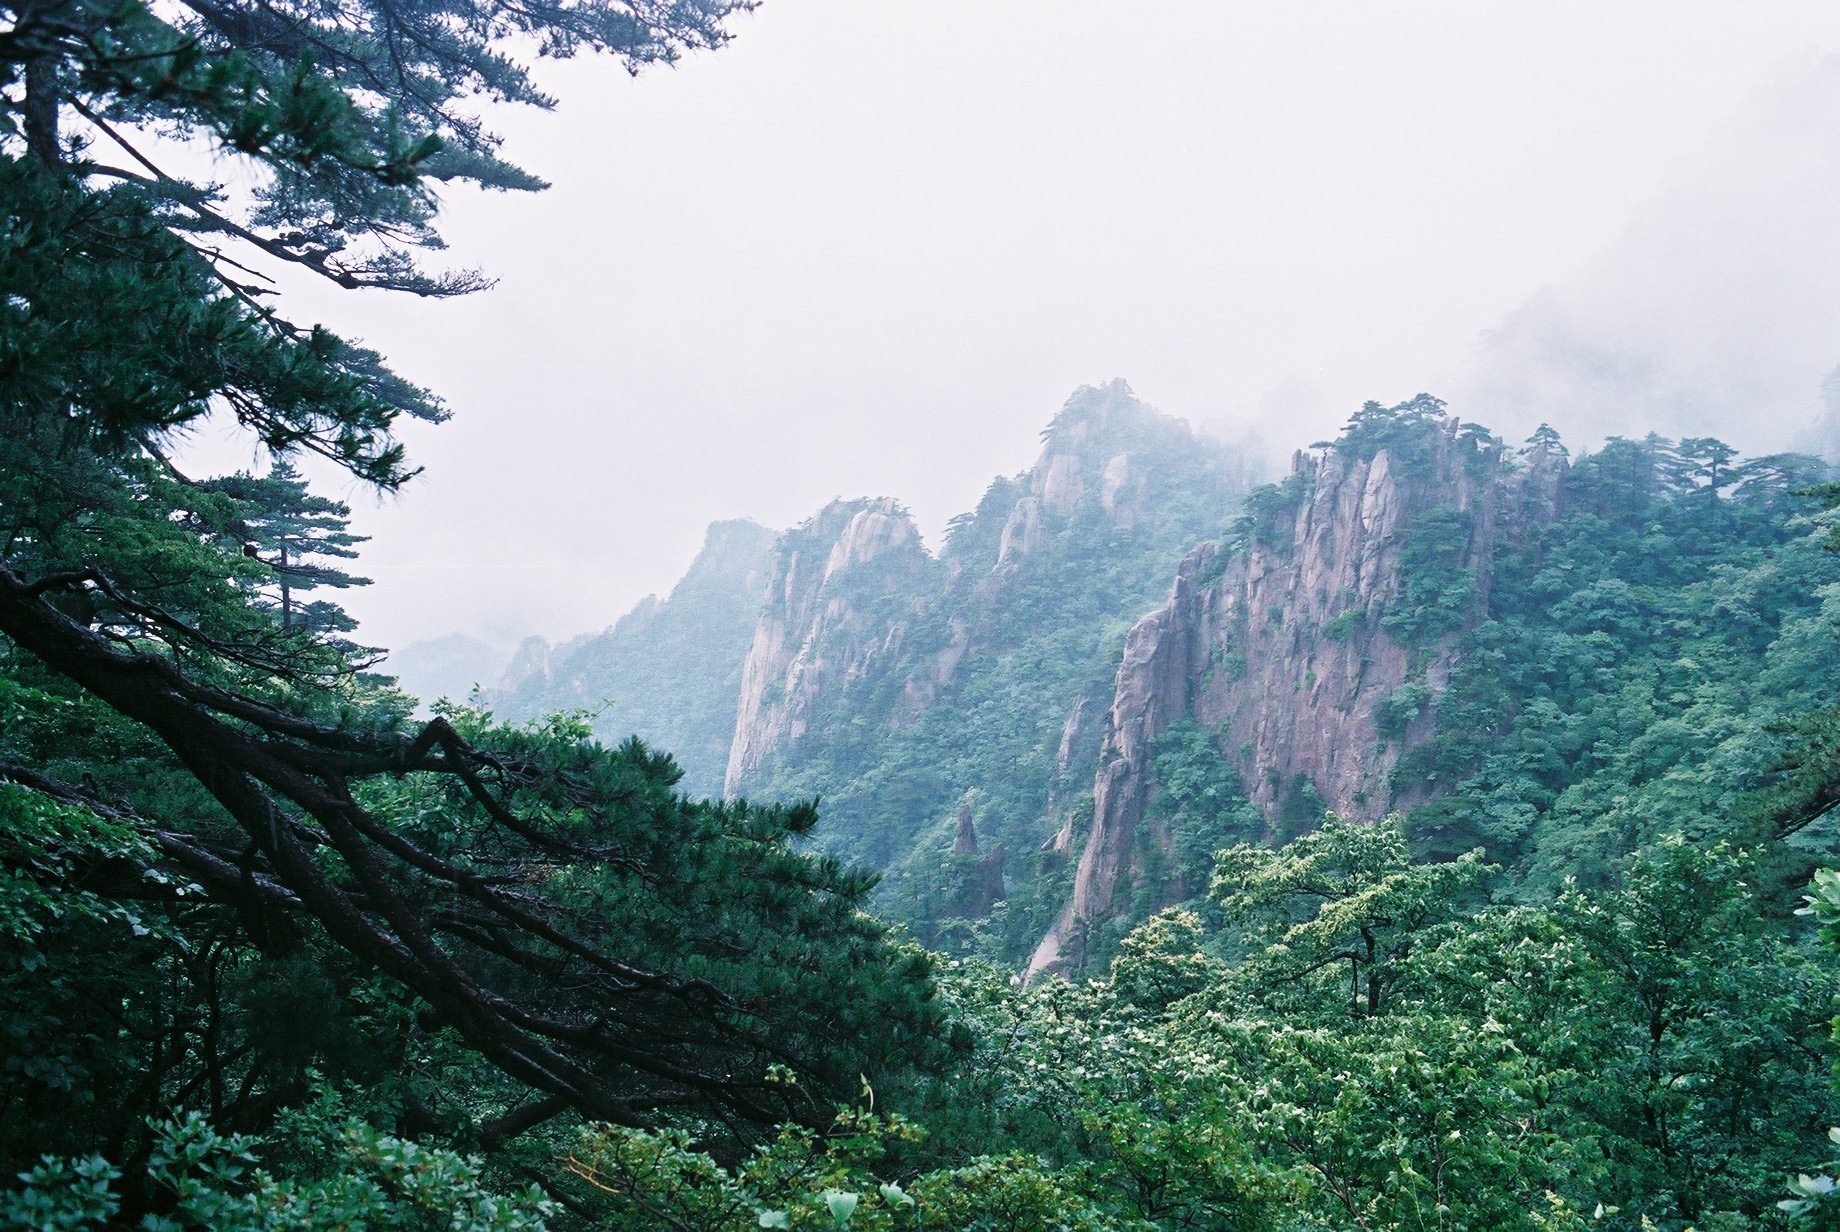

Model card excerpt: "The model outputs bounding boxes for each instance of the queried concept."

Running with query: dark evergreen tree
[0,0,950,1198]
[1678,435,1741,495]
[1521,422,1568,457]
[205,460,369,635]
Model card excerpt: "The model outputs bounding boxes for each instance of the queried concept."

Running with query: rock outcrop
[1029,415,1566,977]
[724,383,1250,809]
[498,635,553,694]
[947,803,1007,920]
[487,518,777,799]
[983,380,1224,575]
[724,498,933,796]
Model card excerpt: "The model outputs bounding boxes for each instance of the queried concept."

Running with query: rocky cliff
[988,386,1183,567]
[721,382,1253,923]
[724,498,935,795]
[488,518,777,799]
[1030,407,1566,976]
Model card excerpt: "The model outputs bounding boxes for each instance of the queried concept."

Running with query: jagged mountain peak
[946,384,1244,574]
[725,497,935,796]
[681,519,777,582]
[726,384,1256,920]
[820,498,926,580]
[1038,377,1152,445]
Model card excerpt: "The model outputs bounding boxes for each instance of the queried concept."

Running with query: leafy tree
[1544,838,1836,1223]
[1159,1010,1560,1231]
[562,1110,1131,1232]
[1105,907,1220,1015]
[1210,814,1492,1020]
[4,1111,553,1232]
[1232,469,1311,552]
[1329,392,1486,480]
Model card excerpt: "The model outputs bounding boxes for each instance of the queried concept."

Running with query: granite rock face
[724,498,933,796]
[947,802,1007,920]
[722,381,1249,823]
[1030,419,1566,977]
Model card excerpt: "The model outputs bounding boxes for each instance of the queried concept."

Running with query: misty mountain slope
[1033,402,1840,975]
[724,380,1256,949]
[487,519,777,798]
[384,632,511,712]
[724,497,940,795]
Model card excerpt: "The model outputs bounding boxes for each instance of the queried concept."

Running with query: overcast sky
[188,1,1840,657]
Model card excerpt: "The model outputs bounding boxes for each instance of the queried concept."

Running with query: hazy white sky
[194,1,1840,655]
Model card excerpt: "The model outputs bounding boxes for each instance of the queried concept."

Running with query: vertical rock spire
[953,801,979,855]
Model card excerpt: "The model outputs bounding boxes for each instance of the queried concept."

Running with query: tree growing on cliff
[1333,393,1450,463]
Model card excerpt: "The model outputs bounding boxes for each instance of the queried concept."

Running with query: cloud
[1451,55,1840,455]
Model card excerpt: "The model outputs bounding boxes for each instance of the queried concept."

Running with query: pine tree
[1678,435,1741,497]
[0,0,949,1169]
[205,460,369,634]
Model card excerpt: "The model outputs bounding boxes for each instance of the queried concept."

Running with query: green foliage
[1379,505,1480,644]
[1399,430,1840,880]
[1146,719,1265,894]
[1106,908,1222,1014]
[1543,838,1834,1221]
[1333,393,1460,474]
[5,1112,551,1232]
[1162,1013,1558,1230]
[1212,815,1494,1021]
[202,460,370,640]
[1376,679,1432,741]
[1322,608,1362,641]
[881,828,1837,1232]
[0,0,950,1195]
[1781,870,1840,1229]
[562,1109,1122,1232]
[1231,470,1312,553]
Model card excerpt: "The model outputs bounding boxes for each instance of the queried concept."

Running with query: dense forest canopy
[10,2,1840,1230]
